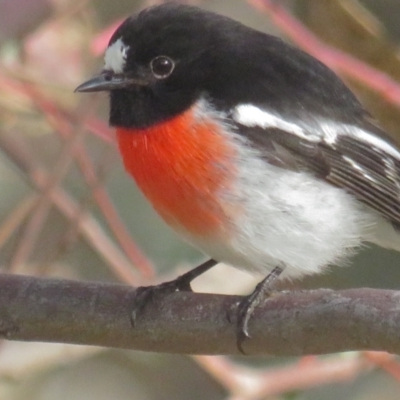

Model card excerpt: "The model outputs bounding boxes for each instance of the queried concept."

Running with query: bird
[75,3,400,352]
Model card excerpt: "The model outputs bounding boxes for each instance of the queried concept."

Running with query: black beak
[75,71,148,93]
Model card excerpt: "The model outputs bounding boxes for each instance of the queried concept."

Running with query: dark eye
[150,56,175,79]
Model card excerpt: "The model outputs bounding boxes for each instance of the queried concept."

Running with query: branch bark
[0,273,399,355]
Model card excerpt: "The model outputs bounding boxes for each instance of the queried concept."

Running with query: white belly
[181,142,396,279]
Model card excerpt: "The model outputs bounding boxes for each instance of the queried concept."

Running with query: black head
[76,3,367,129]
[75,3,245,128]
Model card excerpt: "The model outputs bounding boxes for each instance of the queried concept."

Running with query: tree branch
[0,273,399,355]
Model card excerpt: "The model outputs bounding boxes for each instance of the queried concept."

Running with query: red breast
[116,105,237,237]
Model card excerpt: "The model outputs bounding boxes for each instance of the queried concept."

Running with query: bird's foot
[131,259,217,327]
[234,266,284,354]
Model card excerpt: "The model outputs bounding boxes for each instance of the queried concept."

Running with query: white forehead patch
[104,38,130,73]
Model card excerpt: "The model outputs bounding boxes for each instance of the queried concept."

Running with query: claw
[130,286,159,327]
[130,280,187,327]
[236,296,254,354]
[130,259,218,328]
[232,265,284,354]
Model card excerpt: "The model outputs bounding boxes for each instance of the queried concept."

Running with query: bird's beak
[75,71,148,93]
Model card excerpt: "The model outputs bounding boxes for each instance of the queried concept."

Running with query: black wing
[235,116,400,227]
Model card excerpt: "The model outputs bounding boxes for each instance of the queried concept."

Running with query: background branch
[1,273,399,356]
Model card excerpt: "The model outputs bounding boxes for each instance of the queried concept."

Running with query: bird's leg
[236,265,284,354]
[131,259,218,326]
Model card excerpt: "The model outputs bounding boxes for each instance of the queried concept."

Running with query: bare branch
[249,0,400,109]
[0,273,399,356]
[0,132,138,284]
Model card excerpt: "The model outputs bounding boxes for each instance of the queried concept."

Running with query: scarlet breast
[116,106,236,237]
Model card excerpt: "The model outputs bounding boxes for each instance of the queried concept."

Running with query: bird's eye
[150,56,175,79]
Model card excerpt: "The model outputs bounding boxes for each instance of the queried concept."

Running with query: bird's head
[75,3,240,128]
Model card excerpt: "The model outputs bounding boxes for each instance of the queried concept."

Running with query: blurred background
[1,0,400,399]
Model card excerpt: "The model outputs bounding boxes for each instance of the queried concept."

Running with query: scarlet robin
[76,3,400,352]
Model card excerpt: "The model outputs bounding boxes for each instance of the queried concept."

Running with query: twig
[0,132,138,284]
[195,354,371,399]
[363,351,400,380]
[23,84,153,276]
[0,195,37,249]
[249,0,400,109]
[10,91,87,271]
[1,273,400,356]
